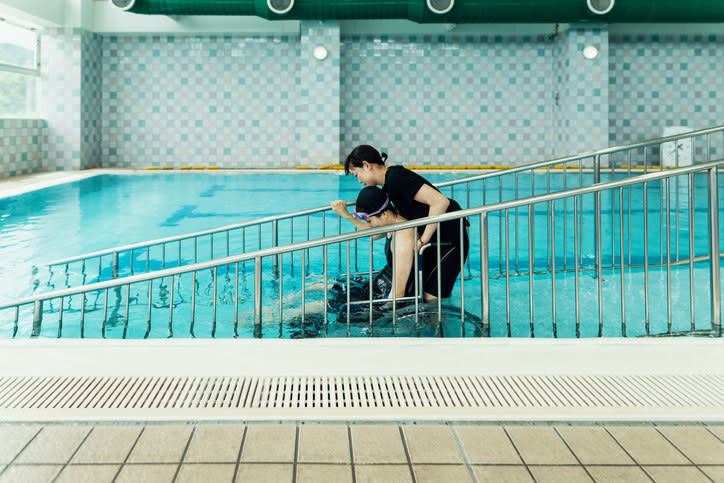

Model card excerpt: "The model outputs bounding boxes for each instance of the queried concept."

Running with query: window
[0,20,39,117]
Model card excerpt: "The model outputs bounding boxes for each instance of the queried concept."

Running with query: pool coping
[2,338,723,423]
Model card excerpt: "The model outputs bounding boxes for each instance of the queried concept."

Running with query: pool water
[1,171,722,338]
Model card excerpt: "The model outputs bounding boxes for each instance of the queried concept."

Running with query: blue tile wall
[299,21,340,166]
[0,119,47,178]
[41,27,83,171]
[552,27,609,158]
[609,33,724,157]
[340,34,554,166]
[82,30,102,168]
[6,25,724,177]
[100,34,299,168]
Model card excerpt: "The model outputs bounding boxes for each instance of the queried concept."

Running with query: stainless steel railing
[37,125,724,294]
[2,160,722,339]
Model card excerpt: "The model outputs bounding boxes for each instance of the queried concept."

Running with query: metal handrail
[4,159,722,312]
[43,124,724,272]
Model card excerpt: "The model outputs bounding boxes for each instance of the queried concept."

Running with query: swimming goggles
[353,197,389,220]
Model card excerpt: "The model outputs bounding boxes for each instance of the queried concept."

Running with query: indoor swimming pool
[1,169,722,339]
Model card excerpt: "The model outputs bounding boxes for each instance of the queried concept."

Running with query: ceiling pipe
[110,0,724,23]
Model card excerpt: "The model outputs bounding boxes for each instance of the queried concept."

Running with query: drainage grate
[2,375,724,412]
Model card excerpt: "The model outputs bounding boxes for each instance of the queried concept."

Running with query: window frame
[0,18,41,117]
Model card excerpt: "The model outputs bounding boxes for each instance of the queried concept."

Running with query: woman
[335,144,469,301]
[329,186,418,310]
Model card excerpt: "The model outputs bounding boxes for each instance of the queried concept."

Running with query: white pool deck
[1,170,723,424]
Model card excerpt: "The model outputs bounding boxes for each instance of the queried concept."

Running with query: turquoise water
[1,171,722,338]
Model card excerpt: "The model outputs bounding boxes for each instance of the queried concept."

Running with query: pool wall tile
[4,25,724,176]
[609,33,724,160]
[0,119,47,178]
[341,33,554,166]
[41,27,84,172]
[81,30,103,169]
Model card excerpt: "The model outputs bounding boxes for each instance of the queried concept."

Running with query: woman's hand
[330,200,351,218]
[416,236,430,253]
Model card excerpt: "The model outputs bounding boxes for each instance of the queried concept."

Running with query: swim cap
[354,187,390,220]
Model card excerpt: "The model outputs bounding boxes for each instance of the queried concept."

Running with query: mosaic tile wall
[100,34,299,168]
[340,34,553,166]
[609,33,724,161]
[81,31,102,169]
[552,28,609,159]
[0,119,47,178]
[41,27,83,171]
[6,25,724,175]
[299,21,340,166]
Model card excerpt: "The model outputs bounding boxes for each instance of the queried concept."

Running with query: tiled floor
[0,423,723,482]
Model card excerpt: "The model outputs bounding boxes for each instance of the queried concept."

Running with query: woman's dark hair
[344,145,388,175]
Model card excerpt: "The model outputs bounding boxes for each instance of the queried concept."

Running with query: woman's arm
[412,184,450,251]
[391,227,416,298]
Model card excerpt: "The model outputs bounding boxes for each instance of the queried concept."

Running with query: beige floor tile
[585,465,651,482]
[240,425,296,462]
[472,465,534,482]
[643,465,711,483]
[297,425,350,463]
[351,425,408,464]
[0,464,63,483]
[556,426,634,465]
[701,466,724,482]
[0,426,42,465]
[606,426,689,465]
[115,463,178,483]
[657,426,724,464]
[71,426,142,463]
[234,463,293,482]
[403,425,464,464]
[355,464,413,483]
[528,466,593,482]
[55,464,120,483]
[183,425,245,463]
[454,426,522,464]
[296,464,353,483]
[14,426,90,464]
[126,426,193,463]
[505,426,577,465]
[413,464,472,482]
[176,463,235,483]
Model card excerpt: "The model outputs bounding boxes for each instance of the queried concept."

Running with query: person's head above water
[354,187,392,221]
[344,145,388,175]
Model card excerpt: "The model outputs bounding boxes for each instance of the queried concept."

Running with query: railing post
[112,251,119,279]
[708,168,721,336]
[254,256,262,338]
[31,300,42,337]
[480,213,490,336]
[595,189,603,337]
[272,219,279,277]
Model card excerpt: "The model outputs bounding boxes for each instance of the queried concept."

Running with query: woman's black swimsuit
[383,165,469,298]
